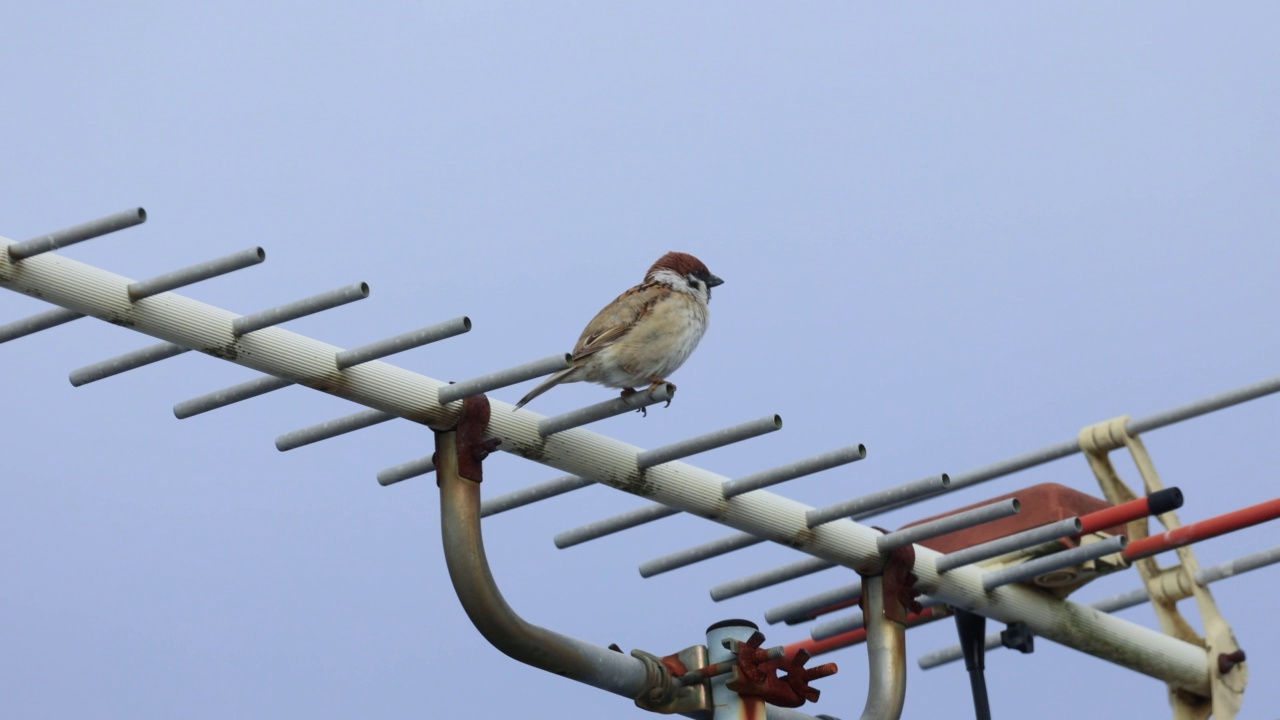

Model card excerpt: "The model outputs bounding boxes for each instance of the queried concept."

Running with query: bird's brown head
[648,251,724,299]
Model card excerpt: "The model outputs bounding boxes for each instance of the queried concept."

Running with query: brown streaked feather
[571,282,664,360]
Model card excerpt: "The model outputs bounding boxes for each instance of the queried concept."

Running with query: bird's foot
[645,377,675,408]
[619,387,646,416]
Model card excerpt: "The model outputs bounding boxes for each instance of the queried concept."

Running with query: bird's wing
[571,282,663,361]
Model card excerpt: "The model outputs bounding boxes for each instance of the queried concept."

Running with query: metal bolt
[1218,649,1246,674]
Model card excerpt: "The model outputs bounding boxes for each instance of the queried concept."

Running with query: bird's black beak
[706,274,724,288]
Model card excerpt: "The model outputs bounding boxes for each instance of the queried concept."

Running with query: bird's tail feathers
[513,367,576,410]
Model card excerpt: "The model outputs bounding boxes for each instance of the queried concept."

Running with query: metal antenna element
[276,409,396,451]
[981,535,1128,591]
[723,444,867,498]
[876,499,1021,553]
[0,307,83,344]
[807,474,952,528]
[934,517,1082,574]
[70,342,189,387]
[335,317,471,369]
[438,354,572,405]
[377,455,436,487]
[175,376,295,419]
[549,443,865,546]
[537,384,675,435]
[712,557,838,601]
[918,544,1280,670]
[481,476,595,517]
[7,208,146,261]
[765,582,862,626]
[232,282,368,336]
[127,247,266,300]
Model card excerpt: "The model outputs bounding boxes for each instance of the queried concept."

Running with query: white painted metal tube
[335,317,471,369]
[480,476,594,517]
[556,505,680,547]
[876,499,1020,553]
[275,408,396,451]
[0,307,82,343]
[934,517,1082,574]
[639,533,763,578]
[722,444,866,498]
[69,342,190,386]
[0,237,1212,695]
[537,384,675,435]
[981,535,1127,591]
[807,474,951,528]
[127,247,265,300]
[174,375,295,419]
[231,282,369,336]
[437,353,571,404]
[377,455,436,487]
[765,582,861,626]
[8,208,146,261]
[637,415,782,469]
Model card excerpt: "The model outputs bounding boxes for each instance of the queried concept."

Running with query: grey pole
[377,456,436,487]
[934,517,1082,573]
[0,308,82,344]
[480,476,595,517]
[127,247,266,300]
[981,535,1128,591]
[638,415,781,469]
[275,409,396,451]
[876,499,1020,553]
[335,317,471,369]
[437,353,572,405]
[807,475,951,528]
[639,533,763,578]
[69,342,189,386]
[174,376,294,418]
[764,582,862,626]
[711,557,836,601]
[7,208,146,261]
[232,282,369,336]
[723,444,866,497]
[537,384,675,435]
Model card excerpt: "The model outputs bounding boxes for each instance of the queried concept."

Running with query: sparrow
[514,251,724,411]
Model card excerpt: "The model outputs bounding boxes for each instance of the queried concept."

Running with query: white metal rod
[437,353,572,405]
[711,557,834,601]
[174,375,295,419]
[637,415,782,469]
[722,444,866,498]
[555,441,862,547]
[231,282,368,336]
[876,499,1020,553]
[480,476,595,517]
[335,317,471,369]
[275,409,396,451]
[7,208,146,261]
[377,455,436,487]
[0,237,1216,694]
[934,517,1082,574]
[69,342,189,386]
[536,384,675,435]
[981,535,1128,591]
[0,307,82,343]
[807,474,951,528]
[764,582,861,626]
[127,247,265,300]
[638,533,762,578]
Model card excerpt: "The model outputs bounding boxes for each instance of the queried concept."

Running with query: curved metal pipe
[858,575,907,720]
[437,430,652,698]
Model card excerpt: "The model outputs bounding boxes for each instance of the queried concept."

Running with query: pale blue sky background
[2,4,1278,719]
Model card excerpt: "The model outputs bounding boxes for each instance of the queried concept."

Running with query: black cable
[954,609,993,720]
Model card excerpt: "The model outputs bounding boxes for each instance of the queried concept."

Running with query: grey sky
[2,4,1278,718]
